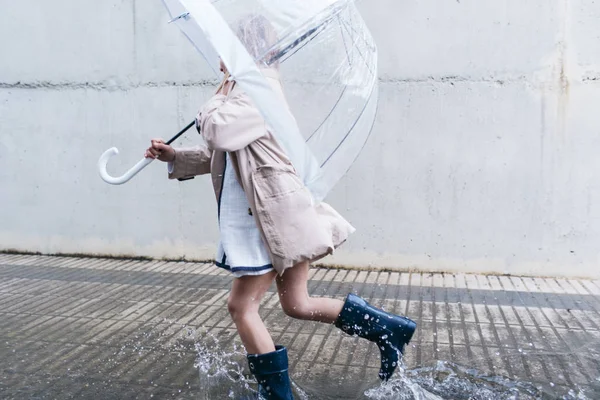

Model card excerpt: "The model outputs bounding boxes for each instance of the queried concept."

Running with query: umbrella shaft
[166,120,196,145]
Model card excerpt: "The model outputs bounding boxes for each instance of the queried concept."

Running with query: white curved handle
[98,147,154,185]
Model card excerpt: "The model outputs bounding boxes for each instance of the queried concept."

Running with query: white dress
[169,154,273,277]
[214,154,274,277]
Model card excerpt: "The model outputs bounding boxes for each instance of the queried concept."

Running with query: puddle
[109,322,598,399]
[191,334,597,400]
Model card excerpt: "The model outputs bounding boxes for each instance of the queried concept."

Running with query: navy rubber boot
[247,345,294,400]
[335,293,416,381]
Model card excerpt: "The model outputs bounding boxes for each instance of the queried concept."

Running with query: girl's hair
[236,14,279,64]
[215,15,279,94]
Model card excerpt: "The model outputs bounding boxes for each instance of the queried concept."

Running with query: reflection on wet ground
[1,254,599,399]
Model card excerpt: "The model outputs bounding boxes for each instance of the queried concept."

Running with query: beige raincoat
[168,69,355,274]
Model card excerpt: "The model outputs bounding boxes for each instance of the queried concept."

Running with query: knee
[281,301,313,320]
[227,296,254,321]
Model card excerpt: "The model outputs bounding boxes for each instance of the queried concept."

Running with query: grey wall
[2,0,600,278]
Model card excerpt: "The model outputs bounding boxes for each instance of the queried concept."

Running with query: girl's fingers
[153,143,168,152]
[147,140,170,160]
[150,139,165,149]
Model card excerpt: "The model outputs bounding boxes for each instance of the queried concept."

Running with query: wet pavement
[1,253,600,399]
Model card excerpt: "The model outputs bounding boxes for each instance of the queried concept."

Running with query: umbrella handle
[97,120,196,185]
[98,148,155,185]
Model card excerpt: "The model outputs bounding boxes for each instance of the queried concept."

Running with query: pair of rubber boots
[246,293,417,399]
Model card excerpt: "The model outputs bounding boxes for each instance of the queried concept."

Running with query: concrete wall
[2,0,600,278]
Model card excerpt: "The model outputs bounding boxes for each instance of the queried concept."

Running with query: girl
[145,15,416,400]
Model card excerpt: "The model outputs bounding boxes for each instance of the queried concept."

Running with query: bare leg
[228,270,278,354]
[277,262,417,382]
[276,261,343,323]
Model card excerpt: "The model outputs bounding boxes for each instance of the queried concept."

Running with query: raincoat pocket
[252,164,324,260]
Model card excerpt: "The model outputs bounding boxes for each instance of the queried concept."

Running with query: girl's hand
[144,139,175,162]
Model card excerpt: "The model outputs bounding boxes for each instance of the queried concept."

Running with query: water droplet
[364,314,370,320]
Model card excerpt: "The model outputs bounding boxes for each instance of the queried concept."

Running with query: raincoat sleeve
[167,146,212,180]
[198,92,267,152]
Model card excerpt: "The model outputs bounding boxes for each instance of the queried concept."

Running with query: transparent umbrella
[98,0,378,202]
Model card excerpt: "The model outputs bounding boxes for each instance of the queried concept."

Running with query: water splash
[365,360,592,400]
[112,322,596,399]
[193,332,256,399]
[193,332,309,400]
[364,365,444,400]
[190,334,594,400]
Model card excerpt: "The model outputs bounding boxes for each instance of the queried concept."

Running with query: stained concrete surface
[1,254,600,399]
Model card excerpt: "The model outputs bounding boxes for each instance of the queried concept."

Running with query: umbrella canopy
[163,0,378,202]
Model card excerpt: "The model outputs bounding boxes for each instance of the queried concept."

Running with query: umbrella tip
[168,12,190,24]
